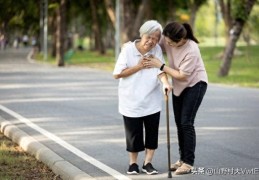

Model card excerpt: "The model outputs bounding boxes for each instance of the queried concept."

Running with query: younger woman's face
[140,30,160,51]
[165,36,185,47]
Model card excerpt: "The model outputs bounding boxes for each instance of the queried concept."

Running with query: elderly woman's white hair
[139,20,163,40]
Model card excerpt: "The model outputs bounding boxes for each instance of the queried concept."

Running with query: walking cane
[165,88,172,178]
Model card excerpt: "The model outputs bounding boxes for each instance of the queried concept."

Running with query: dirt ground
[0,133,62,180]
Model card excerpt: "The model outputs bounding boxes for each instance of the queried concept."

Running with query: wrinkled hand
[144,56,163,68]
[163,83,173,95]
[140,56,153,69]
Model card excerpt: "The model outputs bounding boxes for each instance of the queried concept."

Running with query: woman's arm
[147,56,187,81]
[162,65,187,81]
[158,72,173,95]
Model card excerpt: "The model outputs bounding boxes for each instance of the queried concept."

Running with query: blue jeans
[172,81,207,166]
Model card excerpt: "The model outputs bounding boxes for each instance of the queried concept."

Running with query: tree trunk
[122,0,133,42]
[51,30,57,58]
[90,0,105,54]
[51,14,57,58]
[218,0,232,47]
[129,0,149,40]
[104,0,115,28]
[218,0,256,77]
[56,0,66,67]
[188,0,207,32]
[218,21,244,76]
[167,0,177,23]
[189,4,198,30]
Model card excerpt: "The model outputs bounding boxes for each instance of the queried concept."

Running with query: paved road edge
[0,116,94,180]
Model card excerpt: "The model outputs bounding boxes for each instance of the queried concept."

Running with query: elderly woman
[113,20,172,175]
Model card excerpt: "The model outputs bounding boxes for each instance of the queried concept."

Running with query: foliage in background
[200,45,259,87]
[35,44,259,88]
[195,1,225,41]
[1,0,259,78]
[232,0,251,21]
[0,0,39,35]
[246,3,259,42]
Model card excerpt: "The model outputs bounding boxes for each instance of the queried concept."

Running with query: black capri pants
[123,112,160,152]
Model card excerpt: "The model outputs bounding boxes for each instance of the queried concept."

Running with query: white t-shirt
[113,40,165,117]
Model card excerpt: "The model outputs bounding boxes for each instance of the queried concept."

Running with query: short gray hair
[139,20,163,40]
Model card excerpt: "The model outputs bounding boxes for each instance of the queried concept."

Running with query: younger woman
[147,21,208,175]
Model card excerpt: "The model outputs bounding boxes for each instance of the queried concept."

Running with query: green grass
[35,45,259,88]
[0,133,61,179]
[200,45,259,88]
[68,49,114,63]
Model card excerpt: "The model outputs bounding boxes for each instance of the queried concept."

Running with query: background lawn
[35,45,259,88]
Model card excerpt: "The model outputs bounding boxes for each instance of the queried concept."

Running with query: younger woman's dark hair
[162,22,199,43]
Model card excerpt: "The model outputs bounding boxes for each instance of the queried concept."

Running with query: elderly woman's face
[140,30,160,51]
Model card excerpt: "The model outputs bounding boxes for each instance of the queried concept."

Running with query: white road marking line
[0,104,131,180]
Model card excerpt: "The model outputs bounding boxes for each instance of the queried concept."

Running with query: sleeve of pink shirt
[179,54,198,76]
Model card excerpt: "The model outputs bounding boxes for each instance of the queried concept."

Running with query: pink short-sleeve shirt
[161,37,208,96]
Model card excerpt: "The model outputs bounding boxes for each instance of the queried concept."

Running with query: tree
[56,0,66,66]
[187,0,208,29]
[0,0,39,39]
[128,0,150,40]
[218,0,232,45]
[90,0,106,54]
[218,0,257,76]
[104,0,116,28]
[121,0,143,42]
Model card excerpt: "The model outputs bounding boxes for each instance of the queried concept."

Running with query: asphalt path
[0,48,259,180]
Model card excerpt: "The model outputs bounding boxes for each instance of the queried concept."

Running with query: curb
[0,116,94,180]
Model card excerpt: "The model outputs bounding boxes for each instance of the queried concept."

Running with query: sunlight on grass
[200,45,259,88]
[0,133,61,179]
